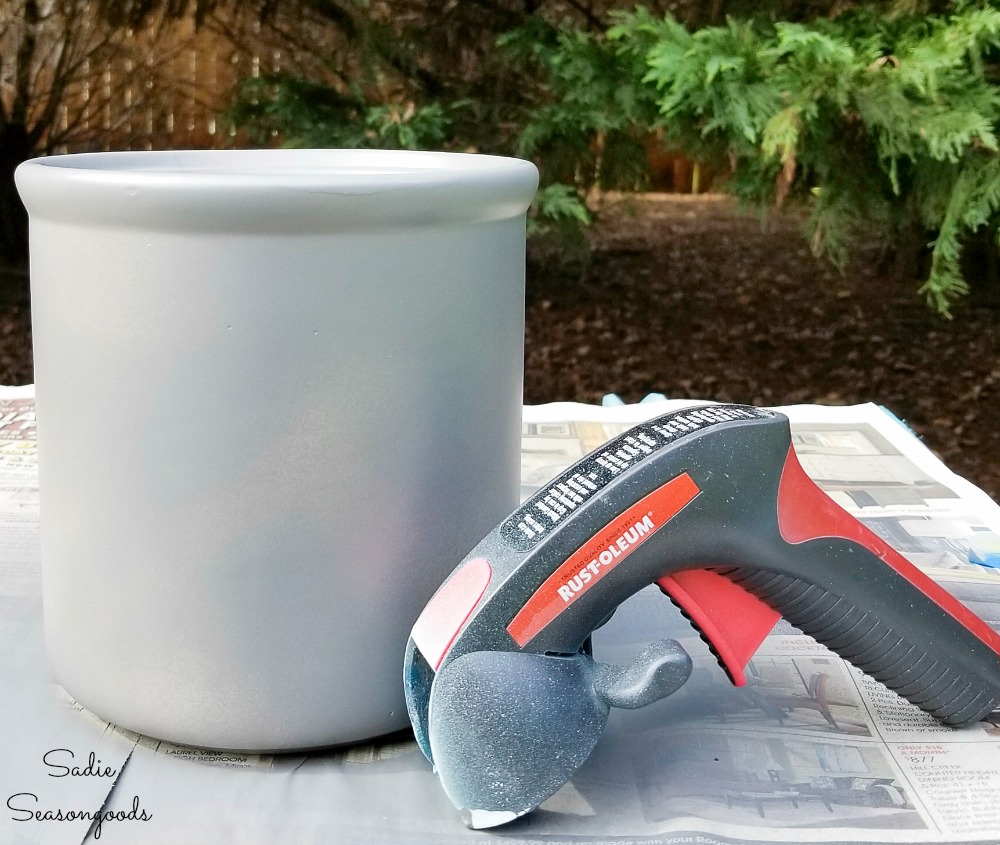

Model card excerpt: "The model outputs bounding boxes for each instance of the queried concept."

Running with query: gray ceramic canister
[16,148,538,751]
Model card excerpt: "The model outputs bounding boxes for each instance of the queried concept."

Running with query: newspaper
[4,388,1000,845]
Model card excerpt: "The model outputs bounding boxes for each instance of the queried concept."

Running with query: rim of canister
[14,148,540,234]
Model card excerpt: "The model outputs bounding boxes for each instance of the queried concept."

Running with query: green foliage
[228,14,657,259]
[495,19,660,254]
[525,182,594,266]
[608,3,1000,313]
[530,182,593,230]
[500,22,656,192]
[230,74,453,150]
[224,1,1000,308]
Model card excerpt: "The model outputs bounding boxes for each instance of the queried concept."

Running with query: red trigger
[658,570,780,686]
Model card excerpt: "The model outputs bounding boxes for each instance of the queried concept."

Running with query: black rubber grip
[725,567,1000,725]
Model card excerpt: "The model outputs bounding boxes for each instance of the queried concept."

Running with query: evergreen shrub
[604,3,1000,312]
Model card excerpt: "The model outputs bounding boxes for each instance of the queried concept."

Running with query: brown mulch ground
[1,193,998,499]
[0,263,30,386]
[523,194,1000,501]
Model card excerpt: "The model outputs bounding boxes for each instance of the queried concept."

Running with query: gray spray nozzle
[428,640,691,829]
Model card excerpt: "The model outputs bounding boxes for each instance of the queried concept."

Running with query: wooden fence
[52,21,259,154]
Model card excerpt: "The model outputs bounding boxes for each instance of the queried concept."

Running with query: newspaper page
[0,384,39,608]
[5,392,1000,845]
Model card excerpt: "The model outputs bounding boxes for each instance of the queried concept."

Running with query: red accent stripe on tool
[658,569,781,686]
[411,556,492,671]
[507,473,701,648]
[778,445,1000,658]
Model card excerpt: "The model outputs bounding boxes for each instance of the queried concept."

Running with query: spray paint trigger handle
[591,638,692,710]
[658,569,781,686]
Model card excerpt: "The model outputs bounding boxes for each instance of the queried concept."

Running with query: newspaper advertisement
[4,389,1000,844]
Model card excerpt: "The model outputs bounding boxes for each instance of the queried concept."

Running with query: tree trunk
[961,225,1000,309]
[885,212,932,287]
[0,123,34,264]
